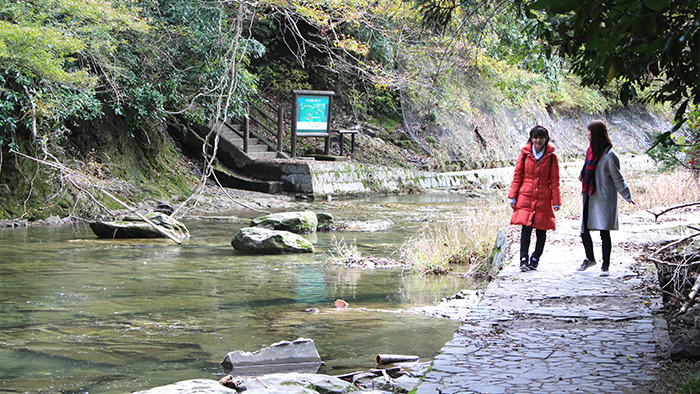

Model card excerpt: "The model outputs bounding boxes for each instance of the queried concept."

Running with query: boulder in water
[250,210,318,234]
[232,227,314,254]
[89,212,190,239]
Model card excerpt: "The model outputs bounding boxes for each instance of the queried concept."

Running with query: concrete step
[213,168,283,194]
[224,122,241,133]
[246,144,269,152]
[249,151,279,160]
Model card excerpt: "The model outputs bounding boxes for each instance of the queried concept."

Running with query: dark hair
[528,125,550,145]
[588,120,612,158]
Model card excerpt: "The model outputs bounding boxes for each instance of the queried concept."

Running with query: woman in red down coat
[508,125,561,272]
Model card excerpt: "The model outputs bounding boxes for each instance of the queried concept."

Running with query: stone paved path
[415,216,669,394]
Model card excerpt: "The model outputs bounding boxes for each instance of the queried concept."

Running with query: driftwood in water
[375,354,419,365]
[336,366,403,381]
[15,152,183,244]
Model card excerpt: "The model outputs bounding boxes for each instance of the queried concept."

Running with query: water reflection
[0,193,492,393]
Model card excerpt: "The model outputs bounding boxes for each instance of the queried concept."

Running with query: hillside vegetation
[0,0,678,220]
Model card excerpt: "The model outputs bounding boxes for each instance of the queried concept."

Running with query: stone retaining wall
[303,154,652,197]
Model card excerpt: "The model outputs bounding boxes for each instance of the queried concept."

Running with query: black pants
[520,225,546,266]
[581,195,612,270]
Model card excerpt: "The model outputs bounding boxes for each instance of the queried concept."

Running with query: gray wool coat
[580,148,633,232]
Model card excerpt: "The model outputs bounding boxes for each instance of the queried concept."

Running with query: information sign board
[295,94,331,135]
[291,90,335,157]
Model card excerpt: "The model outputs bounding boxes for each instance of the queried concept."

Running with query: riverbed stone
[316,212,334,231]
[231,227,314,254]
[333,219,393,232]
[250,210,318,234]
[90,212,190,239]
[239,372,355,393]
[131,379,236,393]
[221,338,322,375]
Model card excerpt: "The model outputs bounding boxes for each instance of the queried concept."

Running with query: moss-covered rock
[250,210,319,234]
[232,227,314,254]
[315,212,334,232]
[90,212,190,239]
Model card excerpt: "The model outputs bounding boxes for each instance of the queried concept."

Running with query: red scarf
[580,146,598,196]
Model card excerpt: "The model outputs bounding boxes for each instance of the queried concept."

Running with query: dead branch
[170,2,269,219]
[654,227,700,255]
[680,275,700,314]
[647,201,700,221]
[13,152,183,244]
[375,354,420,365]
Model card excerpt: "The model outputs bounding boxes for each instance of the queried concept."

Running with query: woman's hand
[510,202,516,210]
[553,206,560,212]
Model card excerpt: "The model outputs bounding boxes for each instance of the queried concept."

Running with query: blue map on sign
[296,95,329,133]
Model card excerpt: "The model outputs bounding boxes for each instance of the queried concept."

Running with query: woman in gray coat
[576,120,635,276]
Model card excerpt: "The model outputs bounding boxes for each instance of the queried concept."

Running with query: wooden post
[291,92,298,158]
[277,105,284,154]
[325,94,333,156]
[243,105,250,153]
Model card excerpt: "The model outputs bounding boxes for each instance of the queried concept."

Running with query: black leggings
[520,225,546,263]
[581,195,611,270]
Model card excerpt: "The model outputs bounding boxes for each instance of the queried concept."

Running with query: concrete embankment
[301,153,652,197]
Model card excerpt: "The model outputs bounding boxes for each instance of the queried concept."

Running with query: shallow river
[0,192,497,393]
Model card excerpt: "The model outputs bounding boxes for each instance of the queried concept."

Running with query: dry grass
[558,166,699,219]
[398,206,510,275]
[398,166,698,276]
[630,168,700,210]
[651,359,700,394]
[326,235,362,265]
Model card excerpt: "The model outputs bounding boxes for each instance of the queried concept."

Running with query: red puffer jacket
[508,143,561,230]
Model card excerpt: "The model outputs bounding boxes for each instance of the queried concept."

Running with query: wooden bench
[338,129,359,156]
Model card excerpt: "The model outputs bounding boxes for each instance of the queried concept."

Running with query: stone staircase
[217,120,280,161]
[173,118,294,194]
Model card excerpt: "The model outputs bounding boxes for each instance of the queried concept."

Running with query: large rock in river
[221,338,322,375]
[250,210,318,234]
[132,373,356,393]
[90,212,190,239]
[232,227,314,254]
[315,212,334,232]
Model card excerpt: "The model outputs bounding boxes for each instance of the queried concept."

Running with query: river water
[0,192,497,393]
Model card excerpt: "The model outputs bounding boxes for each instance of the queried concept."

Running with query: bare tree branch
[647,201,700,221]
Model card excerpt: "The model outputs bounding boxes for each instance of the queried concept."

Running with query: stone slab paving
[415,218,668,394]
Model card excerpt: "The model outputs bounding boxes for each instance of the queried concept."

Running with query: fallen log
[375,354,419,365]
[14,152,182,244]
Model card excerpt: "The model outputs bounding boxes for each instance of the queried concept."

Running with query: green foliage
[525,0,700,163]
[526,0,699,114]
[254,58,312,99]
[647,105,700,171]
[411,0,697,168]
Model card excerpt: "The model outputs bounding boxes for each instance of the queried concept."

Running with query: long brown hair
[588,120,612,158]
